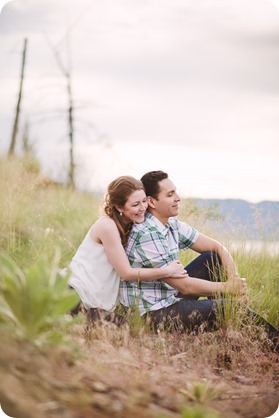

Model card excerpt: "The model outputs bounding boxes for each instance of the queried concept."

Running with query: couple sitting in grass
[68,170,278,352]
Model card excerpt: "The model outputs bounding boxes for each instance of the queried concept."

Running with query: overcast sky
[0,0,279,202]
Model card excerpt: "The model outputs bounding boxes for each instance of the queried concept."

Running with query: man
[120,171,278,341]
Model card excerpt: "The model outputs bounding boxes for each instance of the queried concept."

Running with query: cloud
[0,0,279,201]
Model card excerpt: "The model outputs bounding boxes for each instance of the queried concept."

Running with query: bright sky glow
[0,0,279,202]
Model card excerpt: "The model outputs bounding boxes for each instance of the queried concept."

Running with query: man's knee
[202,251,221,266]
[204,252,223,279]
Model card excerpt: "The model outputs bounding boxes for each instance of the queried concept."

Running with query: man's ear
[147,196,156,209]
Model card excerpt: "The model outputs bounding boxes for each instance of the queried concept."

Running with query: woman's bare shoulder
[94,216,117,232]
[90,216,118,243]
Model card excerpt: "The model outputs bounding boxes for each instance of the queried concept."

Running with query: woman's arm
[91,217,186,281]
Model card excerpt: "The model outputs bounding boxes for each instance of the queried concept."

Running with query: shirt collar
[145,211,171,236]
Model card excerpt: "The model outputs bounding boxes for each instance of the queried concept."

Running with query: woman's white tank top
[68,227,120,311]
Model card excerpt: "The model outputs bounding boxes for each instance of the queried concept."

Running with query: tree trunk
[67,73,75,189]
[8,38,28,157]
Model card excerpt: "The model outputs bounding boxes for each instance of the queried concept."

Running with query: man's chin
[172,210,179,217]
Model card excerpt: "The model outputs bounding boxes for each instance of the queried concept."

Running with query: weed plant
[0,250,79,344]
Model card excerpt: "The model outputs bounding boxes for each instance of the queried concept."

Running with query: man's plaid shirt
[120,212,199,316]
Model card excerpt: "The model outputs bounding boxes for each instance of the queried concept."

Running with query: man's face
[149,178,180,223]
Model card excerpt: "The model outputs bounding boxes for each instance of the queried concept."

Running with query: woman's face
[120,189,147,223]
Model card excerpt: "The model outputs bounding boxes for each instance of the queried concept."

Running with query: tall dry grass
[0,156,278,418]
[1,155,278,328]
[0,157,100,268]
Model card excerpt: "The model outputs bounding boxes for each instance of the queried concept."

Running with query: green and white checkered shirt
[120,212,199,316]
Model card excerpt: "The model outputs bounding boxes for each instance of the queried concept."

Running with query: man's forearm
[164,273,246,297]
[216,244,239,278]
[164,276,223,297]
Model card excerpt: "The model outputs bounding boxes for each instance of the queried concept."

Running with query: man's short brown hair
[140,171,168,199]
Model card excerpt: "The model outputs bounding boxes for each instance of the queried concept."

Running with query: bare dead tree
[8,38,28,157]
[46,32,75,189]
[67,73,75,189]
[42,5,110,189]
[22,120,33,155]
[43,5,97,190]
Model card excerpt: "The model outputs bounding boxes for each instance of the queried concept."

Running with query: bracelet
[137,269,141,282]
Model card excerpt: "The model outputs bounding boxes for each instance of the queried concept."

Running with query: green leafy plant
[181,405,220,418]
[0,250,79,344]
[180,382,219,404]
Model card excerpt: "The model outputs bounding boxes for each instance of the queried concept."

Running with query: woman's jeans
[144,252,279,341]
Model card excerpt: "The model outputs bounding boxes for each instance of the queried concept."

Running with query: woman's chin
[134,215,145,223]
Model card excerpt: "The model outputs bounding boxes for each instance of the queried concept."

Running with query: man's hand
[224,275,247,296]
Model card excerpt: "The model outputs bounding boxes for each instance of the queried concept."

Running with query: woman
[68,176,186,317]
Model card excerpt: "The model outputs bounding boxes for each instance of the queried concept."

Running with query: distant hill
[189,199,279,240]
[88,191,279,240]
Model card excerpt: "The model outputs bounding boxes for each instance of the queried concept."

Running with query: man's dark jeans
[144,252,222,332]
[144,252,279,342]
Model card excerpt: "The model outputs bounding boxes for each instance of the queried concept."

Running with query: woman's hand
[165,260,188,278]
[224,275,247,296]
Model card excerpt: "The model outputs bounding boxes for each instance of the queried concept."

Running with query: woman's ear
[147,196,156,209]
[115,205,123,214]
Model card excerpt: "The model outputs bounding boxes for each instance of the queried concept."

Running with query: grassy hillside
[0,157,100,268]
[0,157,278,418]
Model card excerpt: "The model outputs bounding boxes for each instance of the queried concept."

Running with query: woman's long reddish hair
[103,176,145,246]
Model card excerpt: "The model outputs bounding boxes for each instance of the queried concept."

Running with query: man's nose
[174,192,180,201]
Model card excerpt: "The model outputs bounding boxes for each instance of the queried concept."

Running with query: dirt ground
[0,320,278,418]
